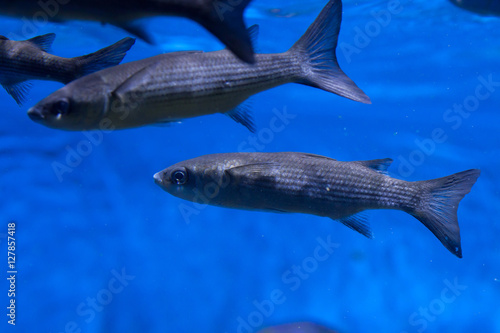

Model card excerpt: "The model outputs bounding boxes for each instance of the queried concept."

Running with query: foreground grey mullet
[154,153,480,258]
[0,0,255,63]
[0,34,135,105]
[27,0,370,132]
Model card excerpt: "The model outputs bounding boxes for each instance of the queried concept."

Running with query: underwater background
[1,0,499,332]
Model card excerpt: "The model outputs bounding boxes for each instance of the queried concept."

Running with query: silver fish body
[41,50,305,130]
[0,0,255,63]
[154,152,480,258]
[0,34,135,105]
[28,0,370,132]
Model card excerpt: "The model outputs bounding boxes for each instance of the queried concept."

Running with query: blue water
[1,0,499,332]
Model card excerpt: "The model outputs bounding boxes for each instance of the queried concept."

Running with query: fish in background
[0,0,255,63]
[27,0,370,132]
[153,152,480,258]
[449,0,500,16]
[0,34,135,105]
[258,322,339,333]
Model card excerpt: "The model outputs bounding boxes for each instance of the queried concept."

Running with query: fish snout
[153,172,163,186]
[27,106,46,122]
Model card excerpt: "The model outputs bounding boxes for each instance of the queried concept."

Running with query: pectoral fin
[112,64,157,98]
[226,163,280,176]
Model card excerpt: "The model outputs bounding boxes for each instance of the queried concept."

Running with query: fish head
[27,84,108,131]
[154,155,233,206]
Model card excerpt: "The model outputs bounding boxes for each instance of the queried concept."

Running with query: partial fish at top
[27,0,370,132]
[0,34,135,105]
[0,0,255,63]
[258,322,340,333]
[449,0,500,16]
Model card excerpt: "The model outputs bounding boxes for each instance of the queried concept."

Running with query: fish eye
[51,99,70,116]
[171,169,188,185]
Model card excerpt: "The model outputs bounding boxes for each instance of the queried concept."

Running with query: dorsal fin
[355,158,393,174]
[295,153,337,161]
[27,33,56,52]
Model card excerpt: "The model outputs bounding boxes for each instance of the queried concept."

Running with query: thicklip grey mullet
[154,152,480,258]
[0,34,135,105]
[0,0,256,63]
[27,0,370,132]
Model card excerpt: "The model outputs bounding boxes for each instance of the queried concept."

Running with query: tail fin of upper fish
[411,169,480,258]
[200,0,255,63]
[288,0,371,104]
[71,37,136,83]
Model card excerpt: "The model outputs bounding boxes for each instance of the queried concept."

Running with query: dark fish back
[224,152,416,218]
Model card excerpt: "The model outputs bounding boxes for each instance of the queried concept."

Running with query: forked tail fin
[288,0,371,104]
[411,169,480,258]
[72,37,136,82]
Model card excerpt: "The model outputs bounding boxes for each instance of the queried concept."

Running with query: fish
[258,322,339,333]
[0,0,255,63]
[27,0,370,132]
[153,152,480,258]
[449,0,500,16]
[0,34,135,105]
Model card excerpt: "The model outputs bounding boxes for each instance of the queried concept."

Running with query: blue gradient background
[0,0,499,332]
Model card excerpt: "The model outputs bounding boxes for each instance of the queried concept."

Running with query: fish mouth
[153,172,163,185]
[27,107,46,122]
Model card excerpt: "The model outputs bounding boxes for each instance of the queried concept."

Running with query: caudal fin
[288,0,370,104]
[411,169,480,258]
[72,37,136,82]
[200,0,255,63]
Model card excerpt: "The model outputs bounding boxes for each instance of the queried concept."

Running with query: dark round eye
[51,99,69,116]
[171,169,188,185]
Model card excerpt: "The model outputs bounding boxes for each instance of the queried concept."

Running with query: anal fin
[226,104,256,133]
[337,214,372,239]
